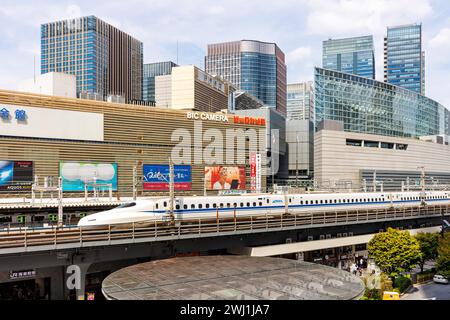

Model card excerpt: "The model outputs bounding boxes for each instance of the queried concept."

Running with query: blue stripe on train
[144,198,448,215]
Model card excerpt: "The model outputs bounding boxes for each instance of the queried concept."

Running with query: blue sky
[1,0,450,107]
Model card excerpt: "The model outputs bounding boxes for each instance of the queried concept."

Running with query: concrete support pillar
[50,267,65,300]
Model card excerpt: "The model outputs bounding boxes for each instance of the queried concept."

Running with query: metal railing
[0,204,448,252]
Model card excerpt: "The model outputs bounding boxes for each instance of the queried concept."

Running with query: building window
[364,140,379,148]
[381,142,394,149]
[346,139,362,146]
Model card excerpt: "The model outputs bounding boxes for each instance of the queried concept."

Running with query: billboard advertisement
[0,160,33,192]
[143,164,191,191]
[59,161,118,192]
[204,166,246,190]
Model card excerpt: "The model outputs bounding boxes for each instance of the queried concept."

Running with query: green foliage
[436,232,450,278]
[415,232,439,272]
[368,228,422,279]
[362,288,382,300]
[394,276,412,293]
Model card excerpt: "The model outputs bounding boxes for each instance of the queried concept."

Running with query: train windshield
[116,202,137,209]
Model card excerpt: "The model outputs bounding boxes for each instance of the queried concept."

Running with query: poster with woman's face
[204,166,246,190]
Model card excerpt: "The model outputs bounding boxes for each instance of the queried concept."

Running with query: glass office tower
[384,24,424,95]
[314,67,449,138]
[143,61,177,102]
[205,40,287,116]
[322,36,375,79]
[287,82,314,120]
[41,15,143,102]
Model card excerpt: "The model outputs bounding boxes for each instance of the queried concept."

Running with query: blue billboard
[0,160,33,192]
[143,164,191,191]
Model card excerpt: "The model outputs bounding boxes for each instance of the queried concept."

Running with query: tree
[368,228,422,280]
[436,232,450,278]
[415,232,439,273]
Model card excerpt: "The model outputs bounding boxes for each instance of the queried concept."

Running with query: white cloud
[429,27,450,49]
[66,5,82,19]
[306,0,433,36]
[287,47,312,63]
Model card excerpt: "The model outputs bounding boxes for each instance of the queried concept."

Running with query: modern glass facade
[322,36,375,79]
[314,67,449,138]
[240,52,277,108]
[143,61,177,102]
[287,82,314,120]
[41,15,143,101]
[384,24,424,95]
[205,40,287,116]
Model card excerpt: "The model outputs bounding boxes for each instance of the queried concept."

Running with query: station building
[0,89,267,198]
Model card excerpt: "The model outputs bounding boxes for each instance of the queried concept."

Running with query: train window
[267,199,269,204]
[220,203,224,208]
[206,204,210,209]
[213,203,217,208]
[163,202,167,207]
[233,203,237,207]
[156,203,159,209]
[247,202,250,207]
[176,205,180,210]
[253,202,256,206]
[117,202,137,208]
[199,204,203,209]
[315,200,318,204]
[240,203,244,207]
[184,205,188,209]
[324,200,328,204]
[191,204,195,209]
[227,203,231,208]
[300,201,303,205]
[289,198,292,203]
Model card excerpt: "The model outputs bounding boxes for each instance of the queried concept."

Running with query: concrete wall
[286,119,314,177]
[155,74,172,108]
[315,129,450,190]
[18,72,76,98]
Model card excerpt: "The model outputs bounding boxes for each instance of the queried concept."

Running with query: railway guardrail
[0,204,448,253]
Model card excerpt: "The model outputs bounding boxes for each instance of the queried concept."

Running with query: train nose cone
[78,215,101,227]
[78,214,107,227]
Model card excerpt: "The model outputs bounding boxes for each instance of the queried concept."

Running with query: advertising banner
[204,166,246,190]
[0,160,33,192]
[250,153,262,193]
[143,164,191,191]
[256,153,262,193]
[59,161,118,192]
[250,152,257,192]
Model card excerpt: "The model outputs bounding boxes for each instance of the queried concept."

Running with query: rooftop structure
[102,256,365,300]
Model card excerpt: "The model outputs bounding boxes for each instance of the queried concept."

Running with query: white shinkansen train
[77,190,450,227]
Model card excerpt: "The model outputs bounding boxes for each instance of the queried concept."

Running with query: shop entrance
[0,278,51,300]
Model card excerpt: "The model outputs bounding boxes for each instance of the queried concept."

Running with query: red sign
[233,116,266,126]
[143,182,192,191]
